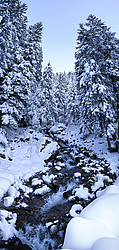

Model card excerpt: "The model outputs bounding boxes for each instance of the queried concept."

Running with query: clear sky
[23,0,119,73]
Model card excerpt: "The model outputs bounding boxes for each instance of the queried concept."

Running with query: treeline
[0,1,118,151]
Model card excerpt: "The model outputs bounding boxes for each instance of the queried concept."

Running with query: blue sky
[23,0,119,73]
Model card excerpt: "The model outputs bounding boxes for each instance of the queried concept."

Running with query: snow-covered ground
[50,123,118,172]
[0,125,118,247]
[0,128,58,181]
[0,128,58,240]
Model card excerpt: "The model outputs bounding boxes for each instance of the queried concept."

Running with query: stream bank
[0,127,117,249]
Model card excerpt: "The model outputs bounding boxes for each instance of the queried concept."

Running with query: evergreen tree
[52,72,69,123]
[0,0,43,128]
[75,15,119,150]
[27,22,43,86]
[52,72,79,125]
[66,72,80,124]
[0,0,29,128]
[39,62,54,127]
[52,73,60,122]
[25,22,43,126]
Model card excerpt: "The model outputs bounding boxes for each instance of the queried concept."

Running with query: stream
[0,132,116,250]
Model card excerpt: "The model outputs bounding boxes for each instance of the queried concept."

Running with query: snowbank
[0,130,58,200]
[63,177,119,250]
[92,237,119,250]
[0,210,17,240]
[1,131,57,175]
[0,171,14,200]
[80,194,119,237]
[0,129,58,241]
[63,217,115,250]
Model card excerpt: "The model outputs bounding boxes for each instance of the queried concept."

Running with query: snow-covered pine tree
[0,0,30,128]
[75,15,119,151]
[0,0,43,129]
[27,22,43,87]
[25,22,43,126]
[52,72,79,125]
[39,62,54,128]
[66,72,80,124]
[52,72,69,124]
[52,73,60,122]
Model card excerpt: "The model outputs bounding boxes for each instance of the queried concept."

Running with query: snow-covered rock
[34,185,51,195]
[8,186,17,197]
[74,172,81,178]
[69,204,83,217]
[4,196,14,207]
[18,183,33,196]
[32,178,43,186]
[0,210,17,240]
[20,202,28,208]
[73,185,93,200]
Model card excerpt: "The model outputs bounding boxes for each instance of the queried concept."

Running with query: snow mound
[74,185,93,200]
[0,170,14,200]
[69,204,83,217]
[0,177,11,194]
[0,210,17,240]
[0,171,14,184]
[63,181,119,250]
[34,185,51,195]
[96,184,119,197]
[80,194,119,237]
[32,178,43,186]
[0,170,15,200]
[91,237,119,250]
[63,217,114,250]
[4,196,14,207]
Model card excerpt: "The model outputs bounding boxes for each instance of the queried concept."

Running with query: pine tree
[66,72,80,124]
[25,22,43,126]
[0,0,30,128]
[52,72,69,123]
[0,0,43,128]
[52,72,79,125]
[75,15,119,150]
[27,22,43,86]
[39,62,54,127]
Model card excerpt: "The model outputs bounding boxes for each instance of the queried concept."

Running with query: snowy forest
[0,0,119,150]
[0,0,119,249]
